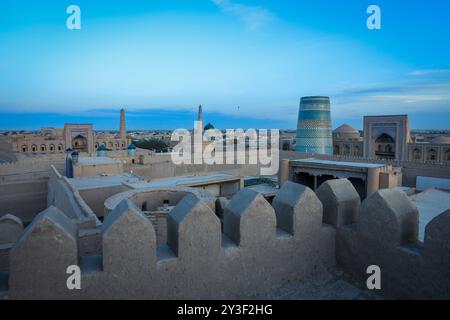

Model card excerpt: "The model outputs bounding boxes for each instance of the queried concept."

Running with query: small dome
[431,136,450,145]
[334,124,358,134]
[128,144,137,150]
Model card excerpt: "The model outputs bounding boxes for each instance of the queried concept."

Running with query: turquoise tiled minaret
[295,96,333,155]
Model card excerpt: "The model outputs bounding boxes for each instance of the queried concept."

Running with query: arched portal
[375,133,395,159]
[427,149,437,161]
[412,148,421,160]
[72,135,88,152]
[343,145,351,156]
[333,145,340,155]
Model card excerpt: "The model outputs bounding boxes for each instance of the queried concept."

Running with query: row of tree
[133,139,169,153]
[133,123,215,153]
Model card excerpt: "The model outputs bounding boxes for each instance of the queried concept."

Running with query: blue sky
[1,0,450,130]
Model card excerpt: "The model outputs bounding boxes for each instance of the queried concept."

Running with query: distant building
[296,96,333,155]
[332,124,363,157]
[363,115,411,161]
[331,115,450,163]
[8,109,130,155]
[119,108,127,140]
[281,158,401,199]
[408,136,450,162]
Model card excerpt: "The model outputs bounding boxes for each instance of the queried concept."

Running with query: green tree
[133,139,169,153]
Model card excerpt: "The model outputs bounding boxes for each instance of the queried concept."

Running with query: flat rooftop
[244,175,278,182]
[69,173,142,190]
[409,188,450,242]
[416,176,450,192]
[291,158,386,169]
[127,173,241,189]
[76,157,121,166]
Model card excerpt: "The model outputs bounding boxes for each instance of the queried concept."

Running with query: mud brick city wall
[0,158,66,223]
[0,178,449,299]
[314,179,450,299]
[4,181,336,299]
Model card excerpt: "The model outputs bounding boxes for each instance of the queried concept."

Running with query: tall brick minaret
[198,104,204,130]
[119,108,126,140]
[193,105,204,164]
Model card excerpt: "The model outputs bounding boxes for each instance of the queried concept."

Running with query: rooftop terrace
[127,173,241,189]
[410,188,450,241]
[291,158,386,169]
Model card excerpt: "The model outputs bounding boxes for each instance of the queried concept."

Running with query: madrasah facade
[7,109,130,154]
[332,115,450,163]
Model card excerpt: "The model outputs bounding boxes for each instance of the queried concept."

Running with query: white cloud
[408,69,450,76]
[332,81,450,118]
[369,94,447,103]
[211,0,275,29]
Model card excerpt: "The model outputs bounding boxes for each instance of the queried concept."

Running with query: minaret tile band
[296,96,333,155]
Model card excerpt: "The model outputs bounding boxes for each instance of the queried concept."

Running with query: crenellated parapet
[424,210,450,268]
[2,178,450,299]
[315,179,450,299]
[272,181,323,239]
[8,207,78,299]
[357,189,418,247]
[316,179,360,228]
[224,189,276,247]
[4,182,335,299]
[102,199,157,274]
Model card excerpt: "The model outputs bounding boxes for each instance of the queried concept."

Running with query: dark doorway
[375,133,395,159]
[293,172,315,190]
[348,177,366,199]
[317,175,336,189]
[72,135,88,152]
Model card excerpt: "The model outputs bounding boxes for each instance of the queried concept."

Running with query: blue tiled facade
[296,96,333,155]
